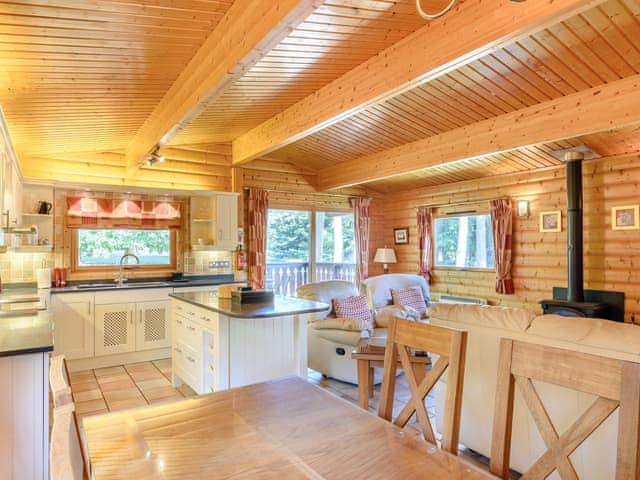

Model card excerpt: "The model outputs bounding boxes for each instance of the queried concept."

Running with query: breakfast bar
[169,291,329,394]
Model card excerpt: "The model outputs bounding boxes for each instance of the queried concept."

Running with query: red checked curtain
[417,207,433,284]
[490,199,515,294]
[247,189,269,289]
[350,197,371,283]
[66,197,181,228]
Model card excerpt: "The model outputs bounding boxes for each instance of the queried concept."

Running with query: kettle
[38,201,52,215]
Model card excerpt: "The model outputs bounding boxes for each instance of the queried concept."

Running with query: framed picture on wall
[394,227,409,244]
[611,205,640,230]
[539,211,561,233]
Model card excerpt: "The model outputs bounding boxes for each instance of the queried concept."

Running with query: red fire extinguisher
[235,245,246,271]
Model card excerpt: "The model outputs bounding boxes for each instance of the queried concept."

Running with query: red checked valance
[66,197,182,228]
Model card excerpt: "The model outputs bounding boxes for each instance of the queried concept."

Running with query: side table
[351,336,431,409]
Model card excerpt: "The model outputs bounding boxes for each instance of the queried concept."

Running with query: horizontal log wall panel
[369,154,640,321]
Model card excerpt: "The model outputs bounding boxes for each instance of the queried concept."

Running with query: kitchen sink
[73,283,115,289]
[125,281,171,287]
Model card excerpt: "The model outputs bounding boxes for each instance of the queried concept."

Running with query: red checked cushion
[391,286,427,317]
[332,295,373,330]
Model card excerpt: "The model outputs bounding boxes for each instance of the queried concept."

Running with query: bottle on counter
[234,244,246,271]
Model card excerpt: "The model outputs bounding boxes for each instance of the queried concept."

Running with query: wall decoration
[611,205,640,231]
[539,211,561,233]
[394,227,409,244]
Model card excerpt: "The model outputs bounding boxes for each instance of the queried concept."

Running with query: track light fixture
[143,145,165,167]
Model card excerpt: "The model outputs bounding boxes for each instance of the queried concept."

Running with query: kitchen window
[73,228,176,270]
[434,214,494,269]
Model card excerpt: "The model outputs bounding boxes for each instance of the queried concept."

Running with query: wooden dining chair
[50,403,89,480]
[378,317,468,454]
[50,354,73,408]
[490,338,640,480]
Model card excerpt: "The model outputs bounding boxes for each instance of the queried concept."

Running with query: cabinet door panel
[52,296,93,359]
[94,304,135,356]
[136,300,171,351]
[215,195,237,248]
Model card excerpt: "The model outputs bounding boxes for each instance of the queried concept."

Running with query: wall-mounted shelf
[22,213,52,218]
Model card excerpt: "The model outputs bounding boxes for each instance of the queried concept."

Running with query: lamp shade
[374,248,397,264]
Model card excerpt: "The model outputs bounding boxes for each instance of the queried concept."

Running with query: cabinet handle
[187,311,195,316]
[130,311,134,325]
[176,319,183,325]
[174,347,182,353]
[210,387,214,392]
[218,229,222,240]
[201,316,209,322]
[139,309,143,323]
[209,364,214,372]
[187,356,195,363]
[187,326,196,331]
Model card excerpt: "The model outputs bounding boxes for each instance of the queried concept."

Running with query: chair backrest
[378,318,467,454]
[50,355,73,408]
[489,338,640,480]
[50,403,88,480]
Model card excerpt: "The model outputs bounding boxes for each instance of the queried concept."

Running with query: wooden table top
[353,336,431,363]
[83,377,494,480]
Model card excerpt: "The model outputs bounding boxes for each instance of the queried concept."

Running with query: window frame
[266,206,356,283]
[70,227,177,275]
[432,212,495,272]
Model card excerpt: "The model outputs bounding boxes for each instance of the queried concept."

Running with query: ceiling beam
[124,0,320,173]
[316,74,640,191]
[232,0,605,165]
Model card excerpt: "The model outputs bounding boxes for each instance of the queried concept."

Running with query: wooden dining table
[83,377,495,480]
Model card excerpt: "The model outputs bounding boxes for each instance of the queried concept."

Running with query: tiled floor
[69,359,196,420]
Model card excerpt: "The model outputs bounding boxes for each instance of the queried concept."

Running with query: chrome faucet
[116,252,140,286]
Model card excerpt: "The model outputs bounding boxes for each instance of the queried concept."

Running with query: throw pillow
[391,286,427,317]
[333,295,373,330]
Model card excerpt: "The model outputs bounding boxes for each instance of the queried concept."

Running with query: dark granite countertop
[169,291,330,319]
[0,311,53,357]
[51,274,244,294]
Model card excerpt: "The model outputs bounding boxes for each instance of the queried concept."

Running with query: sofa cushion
[391,286,427,317]
[528,314,640,355]
[374,304,420,327]
[361,274,430,309]
[310,317,365,331]
[296,280,359,315]
[312,326,388,347]
[428,303,535,332]
[333,295,373,330]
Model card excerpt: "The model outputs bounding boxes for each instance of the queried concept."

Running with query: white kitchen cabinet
[215,194,238,249]
[0,352,49,480]
[189,194,238,250]
[94,303,136,356]
[135,300,171,351]
[52,293,94,360]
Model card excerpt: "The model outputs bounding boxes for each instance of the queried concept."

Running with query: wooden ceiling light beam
[231,0,606,165]
[124,0,320,174]
[316,74,640,191]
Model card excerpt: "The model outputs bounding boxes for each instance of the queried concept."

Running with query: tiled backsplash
[0,252,55,284]
[184,251,233,274]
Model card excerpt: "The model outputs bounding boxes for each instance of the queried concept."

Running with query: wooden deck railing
[266,262,356,296]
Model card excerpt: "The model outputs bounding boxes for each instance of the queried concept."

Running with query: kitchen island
[169,291,329,394]
[0,310,53,480]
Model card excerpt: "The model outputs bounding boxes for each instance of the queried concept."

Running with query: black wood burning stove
[540,151,624,321]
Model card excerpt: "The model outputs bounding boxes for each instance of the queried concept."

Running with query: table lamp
[374,247,397,274]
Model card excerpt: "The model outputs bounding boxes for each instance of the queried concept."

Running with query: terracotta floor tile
[77,409,109,421]
[107,397,148,412]
[75,398,107,414]
[95,372,131,384]
[127,369,164,382]
[103,388,144,404]
[136,377,171,391]
[94,366,126,377]
[99,378,136,392]
[124,362,156,372]
[73,389,103,403]
[71,380,99,393]
[152,358,172,369]
[69,371,95,384]
[142,385,181,401]
[176,384,197,398]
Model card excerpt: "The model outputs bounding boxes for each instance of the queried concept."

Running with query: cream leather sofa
[297,274,429,384]
[429,303,640,479]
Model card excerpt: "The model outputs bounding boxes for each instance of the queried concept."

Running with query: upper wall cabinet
[190,194,238,250]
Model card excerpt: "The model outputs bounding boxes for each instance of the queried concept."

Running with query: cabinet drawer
[193,310,218,330]
[180,319,200,346]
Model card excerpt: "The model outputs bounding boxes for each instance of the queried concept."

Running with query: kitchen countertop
[50,274,244,294]
[170,291,330,319]
[0,310,53,357]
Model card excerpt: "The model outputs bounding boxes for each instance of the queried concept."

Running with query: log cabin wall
[369,154,640,322]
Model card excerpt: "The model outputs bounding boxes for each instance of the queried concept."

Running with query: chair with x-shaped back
[378,317,468,454]
[490,338,640,480]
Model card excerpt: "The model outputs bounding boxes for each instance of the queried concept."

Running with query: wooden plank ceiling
[1,0,639,192]
[264,0,640,191]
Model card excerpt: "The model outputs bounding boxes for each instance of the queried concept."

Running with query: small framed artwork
[394,227,409,245]
[611,205,640,231]
[539,211,561,233]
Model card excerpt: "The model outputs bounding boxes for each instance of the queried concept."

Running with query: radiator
[437,294,488,305]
